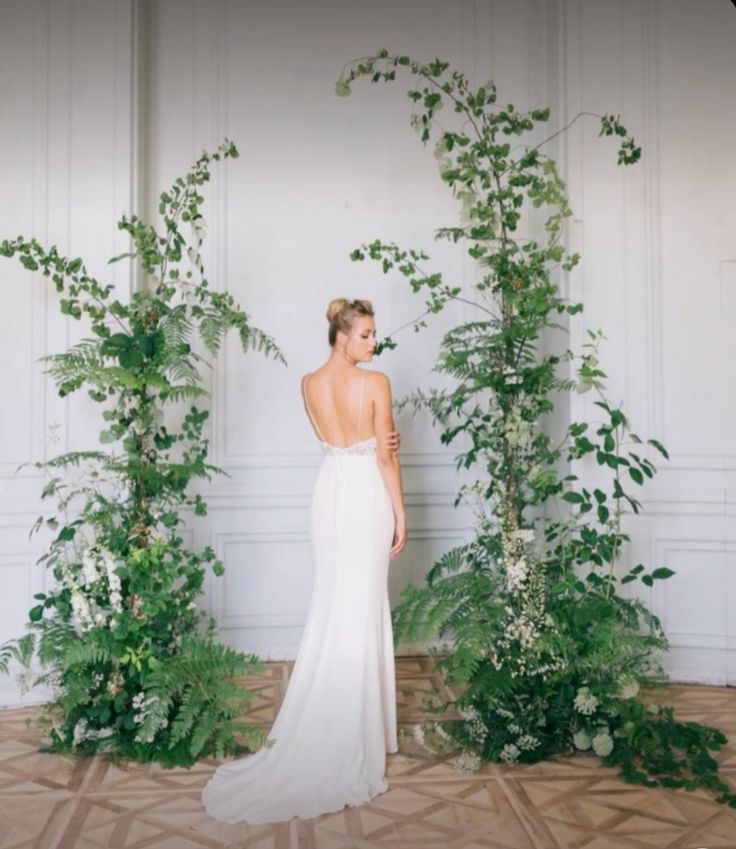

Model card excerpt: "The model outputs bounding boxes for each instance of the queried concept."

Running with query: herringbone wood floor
[1,656,735,849]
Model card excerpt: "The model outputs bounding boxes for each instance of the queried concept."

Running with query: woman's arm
[372,372,407,557]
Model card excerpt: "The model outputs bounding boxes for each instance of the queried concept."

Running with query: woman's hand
[389,513,407,558]
[384,429,401,455]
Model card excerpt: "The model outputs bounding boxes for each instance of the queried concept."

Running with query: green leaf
[648,438,670,459]
[651,567,675,580]
[562,491,584,504]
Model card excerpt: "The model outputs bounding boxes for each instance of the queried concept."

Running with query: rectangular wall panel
[0,0,136,706]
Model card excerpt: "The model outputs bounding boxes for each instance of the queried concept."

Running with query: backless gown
[201,370,398,823]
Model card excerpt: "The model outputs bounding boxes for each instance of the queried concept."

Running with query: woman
[201,297,407,823]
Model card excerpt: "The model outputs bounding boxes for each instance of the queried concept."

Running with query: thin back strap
[356,372,365,441]
[302,374,326,443]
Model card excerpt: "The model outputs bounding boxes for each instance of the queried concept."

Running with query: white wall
[0,0,136,705]
[562,0,736,683]
[1,0,734,705]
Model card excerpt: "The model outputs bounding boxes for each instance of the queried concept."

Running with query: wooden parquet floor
[1,656,735,849]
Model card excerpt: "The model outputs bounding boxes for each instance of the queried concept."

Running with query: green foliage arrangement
[337,50,735,805]
[0,140,286,767]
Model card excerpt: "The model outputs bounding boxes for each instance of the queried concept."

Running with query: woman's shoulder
[301,365,324,383]
[361,368,391,390]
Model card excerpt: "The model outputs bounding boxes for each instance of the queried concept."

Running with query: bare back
[301,367,374,448]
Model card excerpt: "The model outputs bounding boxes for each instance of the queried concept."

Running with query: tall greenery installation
[337,51,735,805]
[0,141,286,767]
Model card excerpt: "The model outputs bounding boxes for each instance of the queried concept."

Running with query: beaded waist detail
[321,436,377,456]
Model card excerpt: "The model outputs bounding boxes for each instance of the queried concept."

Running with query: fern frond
[164,357,201,385]
[164,384,207,402]
[239,325,288,365]
[35,450,108,470]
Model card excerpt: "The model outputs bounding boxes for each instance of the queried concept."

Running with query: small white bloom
[506,557,529,592]
[437,156,453,174]
[81,551,100,586]
[617,676,640,700]
[412,724,426,746]
[592,731,614,757]
[573,687,599,716]
[573,729,592,751]
[70,591,94,633]
[190,216,207,237]
[180,281,197,307]
[432,722,450,741]
[73,718,89,745]
[500,743,520,764]
[452,750,481,773]
[517,734,540,751]
[78,524,97,549]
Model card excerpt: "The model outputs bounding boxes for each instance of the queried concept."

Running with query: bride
[201,297,408,823]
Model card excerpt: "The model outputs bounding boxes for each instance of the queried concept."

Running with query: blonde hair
[325,298,374,347]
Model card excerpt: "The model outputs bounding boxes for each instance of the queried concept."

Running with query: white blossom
[77,524,97,549]
[73,718,88,744]
[500,743,520,764]
[592,731,614,757]
[432,722,450,741]
[573,687,599,716]
[433,137,447,160]
[617,676,640,700]
[517,734,540,751]
[180,280,198,308]
[80,551,100,586]
[70,591,94,634]
[190,216,207,238]
[506,557,529,592]
[452,750,481,773]
[573,729,592,751]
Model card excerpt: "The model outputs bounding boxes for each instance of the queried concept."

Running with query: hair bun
[326,297,351,323]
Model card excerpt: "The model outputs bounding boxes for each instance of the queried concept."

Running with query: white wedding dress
[201,370,398,824]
